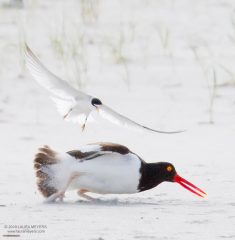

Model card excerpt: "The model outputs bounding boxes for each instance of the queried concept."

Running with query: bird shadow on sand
[42,197,206,207]
[42,197,162,207]
[75,198,158,207]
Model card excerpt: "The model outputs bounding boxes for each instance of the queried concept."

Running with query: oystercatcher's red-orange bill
[174,174,207,198]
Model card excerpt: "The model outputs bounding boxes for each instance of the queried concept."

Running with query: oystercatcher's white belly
[69,153,141,194]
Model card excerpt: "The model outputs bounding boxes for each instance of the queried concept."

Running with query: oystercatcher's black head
[139,162,207,198]
[156,162,177,182]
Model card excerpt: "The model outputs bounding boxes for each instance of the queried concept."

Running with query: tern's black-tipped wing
[99,104,185,134]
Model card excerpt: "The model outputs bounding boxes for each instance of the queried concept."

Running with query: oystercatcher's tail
[34,145,60,198]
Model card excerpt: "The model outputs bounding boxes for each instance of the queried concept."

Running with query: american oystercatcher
[25,44,183,134]
[34,143,206,202]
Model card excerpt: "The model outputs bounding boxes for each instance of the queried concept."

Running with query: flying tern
[25,44,183,134]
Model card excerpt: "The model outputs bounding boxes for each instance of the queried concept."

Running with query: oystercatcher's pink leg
[44,191,65,203]
[77,189,97,201]
[45,173,80,203]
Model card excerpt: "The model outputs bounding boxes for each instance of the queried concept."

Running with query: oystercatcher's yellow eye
[167,165,173,172]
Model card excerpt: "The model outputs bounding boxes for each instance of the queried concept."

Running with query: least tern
[25,44,183,134]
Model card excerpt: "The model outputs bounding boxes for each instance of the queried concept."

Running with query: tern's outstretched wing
[99,104,184,134]
[25,44,91,122]
[24,44,87,99]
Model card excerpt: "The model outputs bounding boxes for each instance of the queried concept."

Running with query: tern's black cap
[91,98,102,106]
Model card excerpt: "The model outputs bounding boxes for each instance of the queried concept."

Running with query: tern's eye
[91,98,102,106]
[166,165,173,172]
